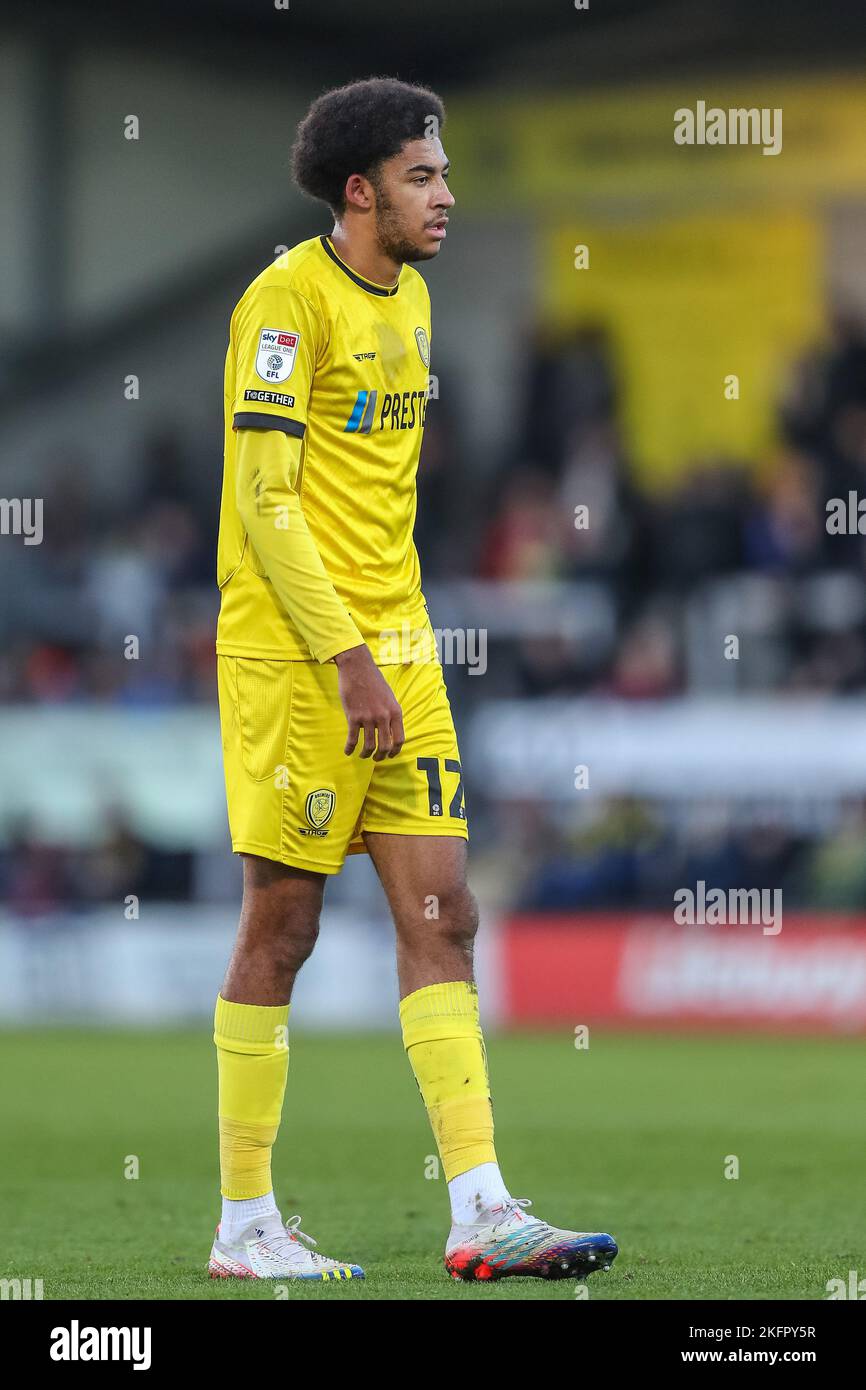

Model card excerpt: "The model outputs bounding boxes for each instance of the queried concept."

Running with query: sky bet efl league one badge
[256,328,300,384]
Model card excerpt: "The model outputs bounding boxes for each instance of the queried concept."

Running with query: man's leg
[366,830,618,1282]
[210,647,371,1278]
[363,832,511,1220]
[214,854,324,1234]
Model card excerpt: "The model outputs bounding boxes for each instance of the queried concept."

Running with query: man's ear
[344,173,374,211]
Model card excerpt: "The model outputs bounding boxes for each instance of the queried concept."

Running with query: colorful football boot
[444,1197,617,1282]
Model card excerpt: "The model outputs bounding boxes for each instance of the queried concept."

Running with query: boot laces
[255,1215,318,1261]
[282,1215,318,1249]
[491,1196,536,1226]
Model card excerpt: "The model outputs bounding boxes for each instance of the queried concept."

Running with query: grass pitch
[1,1027,863,1300]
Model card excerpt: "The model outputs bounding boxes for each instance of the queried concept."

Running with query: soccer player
[209,77,618,1284]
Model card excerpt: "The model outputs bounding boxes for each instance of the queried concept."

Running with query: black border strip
[233,412,306,438]
[319,235,399,297]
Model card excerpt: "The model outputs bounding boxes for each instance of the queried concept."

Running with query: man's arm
[235,424,362,663]
[235,426,404,758]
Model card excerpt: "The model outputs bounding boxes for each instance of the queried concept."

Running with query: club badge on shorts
[304,788,336,831]
[256,328,300,384]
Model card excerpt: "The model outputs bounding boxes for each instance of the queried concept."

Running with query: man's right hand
[334,644,405,760]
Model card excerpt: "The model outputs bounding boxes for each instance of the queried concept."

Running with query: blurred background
[3,0,866,1038]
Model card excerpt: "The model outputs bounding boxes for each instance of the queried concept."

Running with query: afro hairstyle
[291,76,446,214]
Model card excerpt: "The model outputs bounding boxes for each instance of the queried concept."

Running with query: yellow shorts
[216,654,468,874]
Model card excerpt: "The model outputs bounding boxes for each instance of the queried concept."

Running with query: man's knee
[275,914,320,971]
[422,882,479,949]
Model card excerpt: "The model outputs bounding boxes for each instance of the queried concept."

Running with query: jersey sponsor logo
[344,390,378,434]
[379,388,429,432]
[303,788,336,831]
[256,328,299,383]
[352,351,377,361]
[414,326,430,368]
[343,387,429,434]
[243,389,295,407]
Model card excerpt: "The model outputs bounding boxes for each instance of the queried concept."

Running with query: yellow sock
[399,981,497,1182]
[214,994,289,1200]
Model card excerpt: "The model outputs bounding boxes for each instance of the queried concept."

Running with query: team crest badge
[256,328,300,384]
[414,326,430,368]
[305,788,336,829]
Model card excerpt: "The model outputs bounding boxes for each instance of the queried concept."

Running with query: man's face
[370,136,454,264]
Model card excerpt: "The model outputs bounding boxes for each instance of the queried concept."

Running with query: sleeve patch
[256,328,300,384]
[243,389,295,408]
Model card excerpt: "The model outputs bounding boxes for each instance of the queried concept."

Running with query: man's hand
[334,644,405,760]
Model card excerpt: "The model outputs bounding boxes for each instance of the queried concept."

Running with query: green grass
[0,1028,863,1300]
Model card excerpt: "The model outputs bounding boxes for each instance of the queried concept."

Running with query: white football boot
[208,1212,364,1282]
[445,1197,617,1282]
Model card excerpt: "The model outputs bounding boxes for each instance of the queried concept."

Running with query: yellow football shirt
[216,234,436,663]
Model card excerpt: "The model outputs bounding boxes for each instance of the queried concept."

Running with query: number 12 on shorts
[417,757,465,820]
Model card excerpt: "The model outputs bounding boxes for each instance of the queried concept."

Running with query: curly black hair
[291,77,445,215]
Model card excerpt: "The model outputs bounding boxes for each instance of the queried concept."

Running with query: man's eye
[414,177,428,185]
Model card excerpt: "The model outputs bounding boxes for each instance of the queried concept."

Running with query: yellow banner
[543,212,822,484]
[447,77,866,208]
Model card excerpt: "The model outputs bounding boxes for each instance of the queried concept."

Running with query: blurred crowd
[6,310,866,699]
[4,309,866,912]
[508,796,866,913]
[472,312,866,698]
[6,314,866,705]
